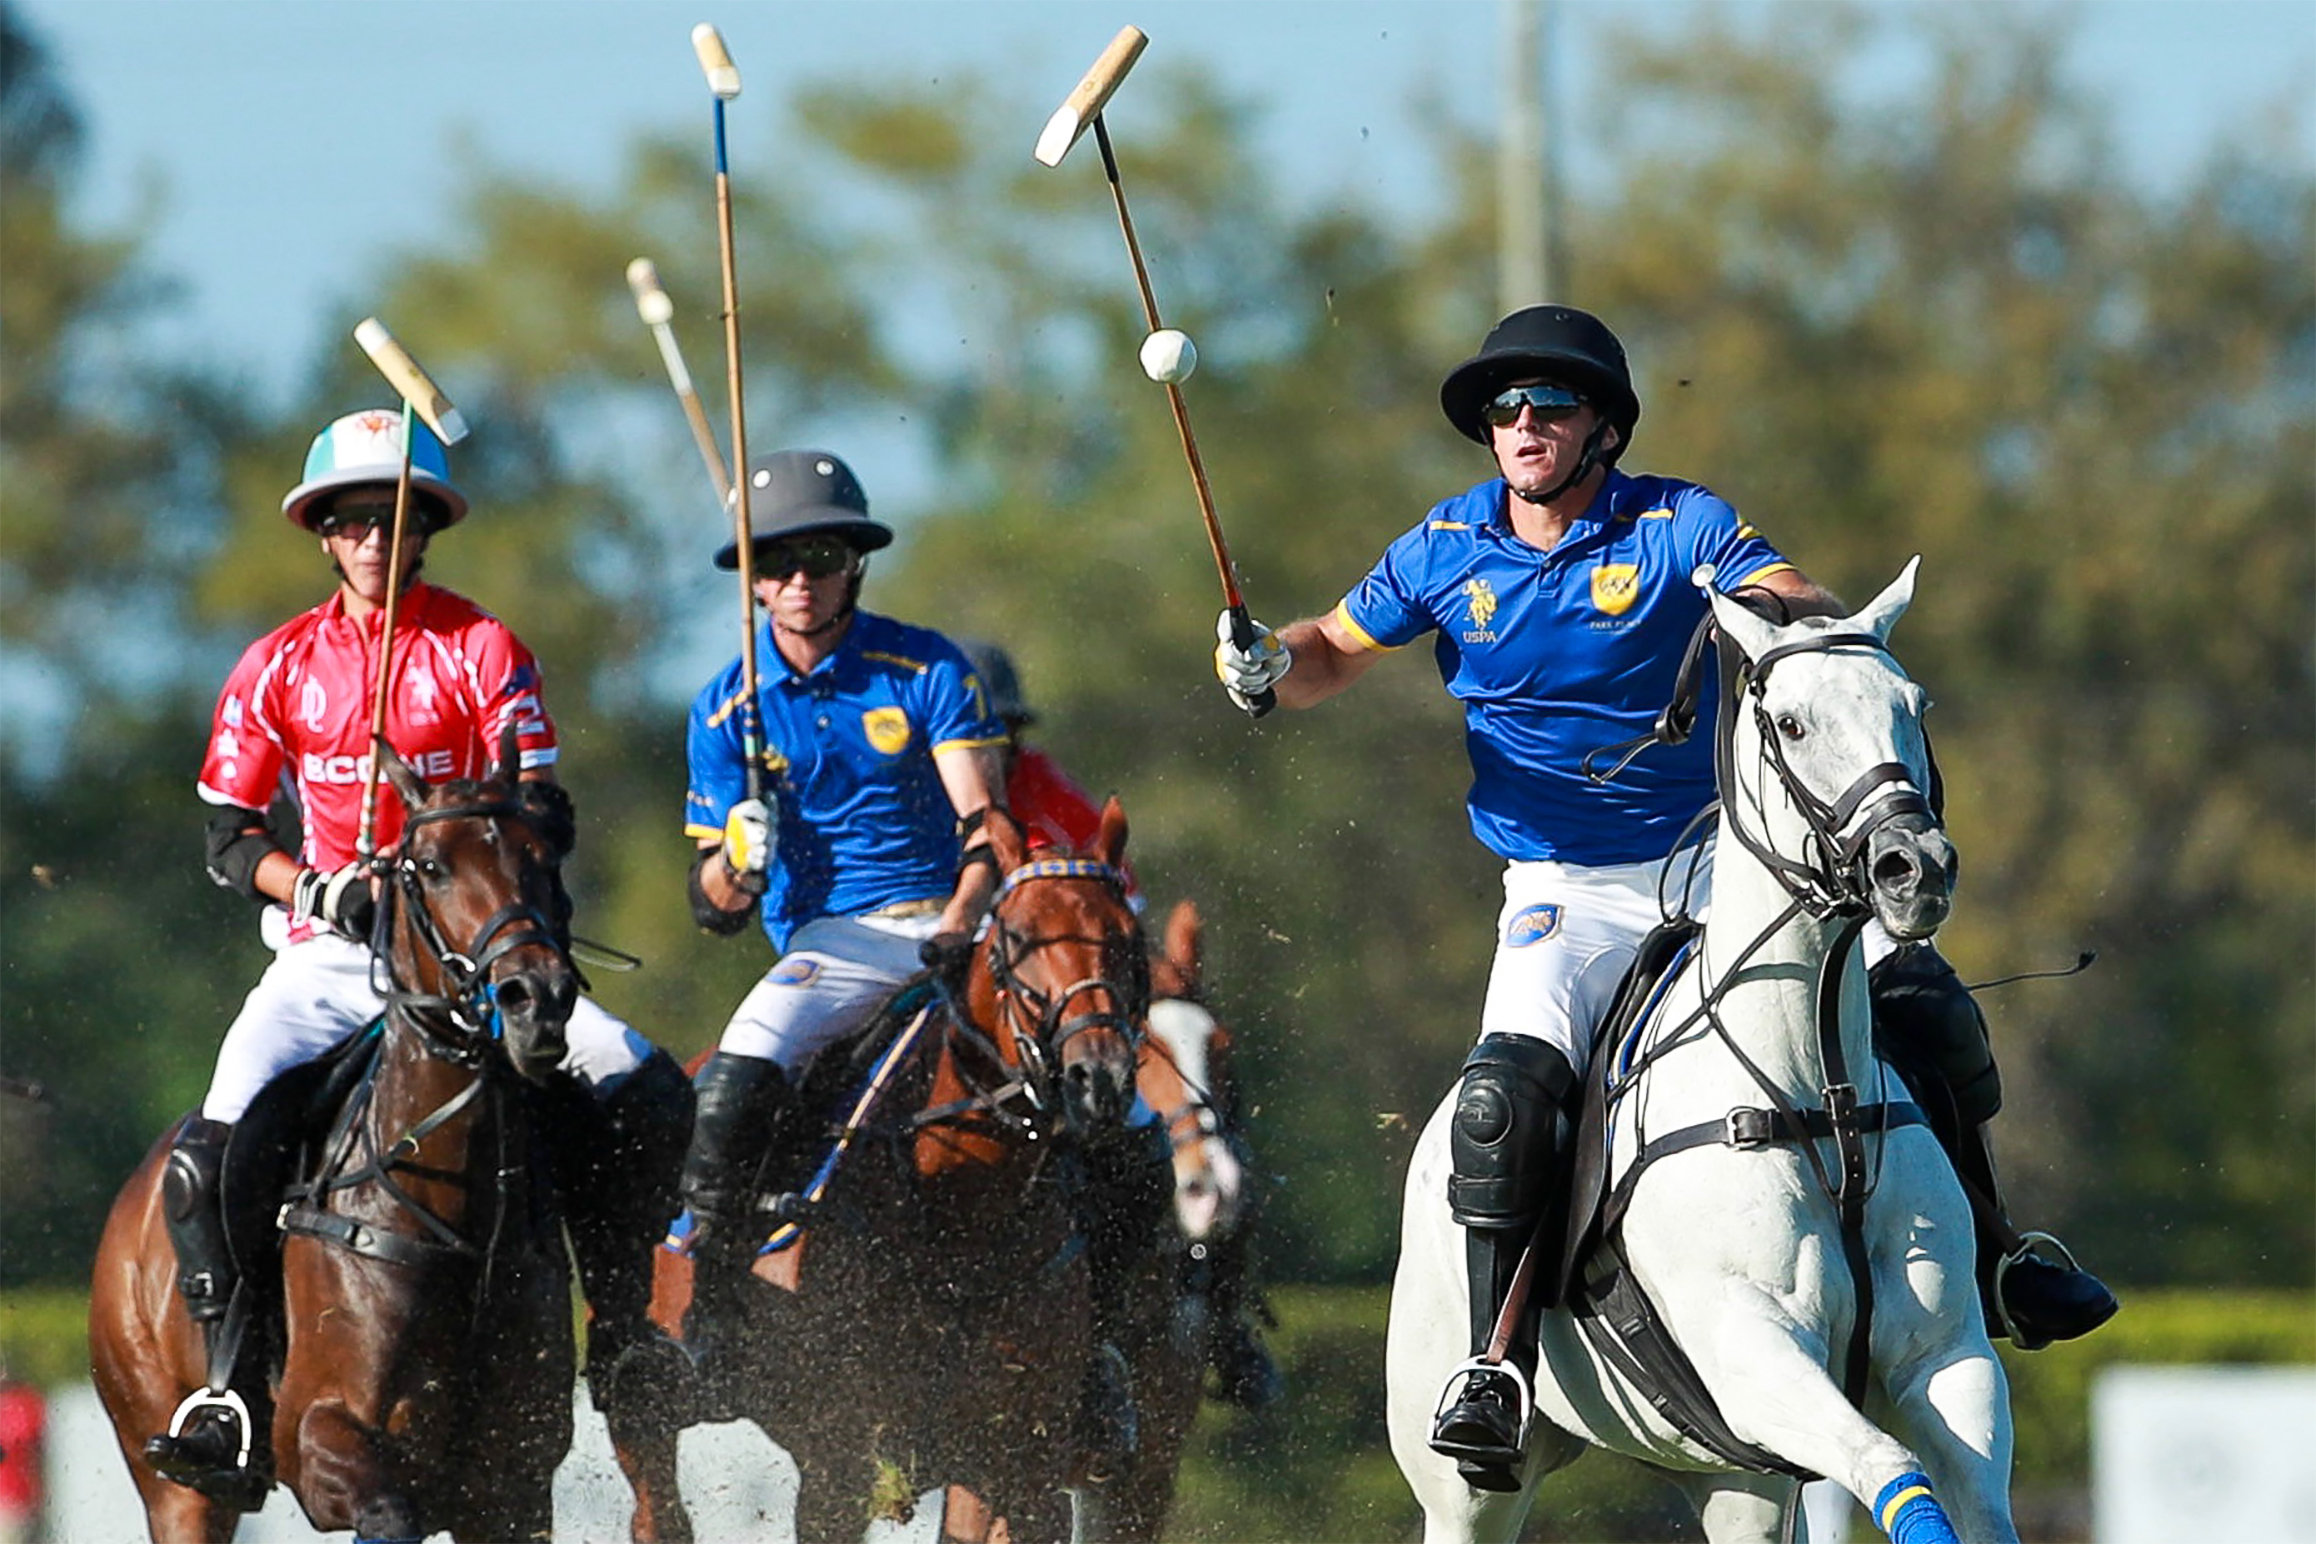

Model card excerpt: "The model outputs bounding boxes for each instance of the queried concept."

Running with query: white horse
[1386,561,2016,1544]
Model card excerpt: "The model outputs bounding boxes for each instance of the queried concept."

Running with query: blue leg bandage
[1872,1471,1960,1544]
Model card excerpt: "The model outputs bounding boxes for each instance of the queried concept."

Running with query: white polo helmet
[281,409,468,531]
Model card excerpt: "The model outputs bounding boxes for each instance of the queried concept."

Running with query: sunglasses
[316,503,402,537]
[1481,383,1588,427]
[758,535,859,579]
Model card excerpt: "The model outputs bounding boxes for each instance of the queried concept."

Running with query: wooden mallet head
[1034,25,1148,166]
[353,319,467,445]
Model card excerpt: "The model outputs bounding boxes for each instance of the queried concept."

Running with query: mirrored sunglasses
[758,535,859,578]
[1481,383,1587,427]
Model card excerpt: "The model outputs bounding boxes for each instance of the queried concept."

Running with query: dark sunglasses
[316,503,400,537]
[758,535,859,578]
[1481,383,1587,427]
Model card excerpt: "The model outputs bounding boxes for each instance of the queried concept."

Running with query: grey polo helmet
[1438,304,1641,457]
[713,450,895,570]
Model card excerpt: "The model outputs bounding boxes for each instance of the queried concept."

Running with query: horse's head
[972,798,1147,1136]
[1706,558,1956,940]
[378,735,578,1081]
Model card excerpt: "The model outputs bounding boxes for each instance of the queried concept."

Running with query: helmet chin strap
[1510,419,1616,507]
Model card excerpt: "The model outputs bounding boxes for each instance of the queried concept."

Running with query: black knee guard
[680,1052,788,1233]
[1870,942,2001,1126]
[162,1117,236,1320]
[1447,1036,1578,1232]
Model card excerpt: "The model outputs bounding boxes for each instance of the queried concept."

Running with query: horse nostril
[1872,850,1918,890]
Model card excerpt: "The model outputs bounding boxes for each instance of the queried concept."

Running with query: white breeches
[715,910,946,1076]
[201,928,651,1123]
[1477,845,1713,1076]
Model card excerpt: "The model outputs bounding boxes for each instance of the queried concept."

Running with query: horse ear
[983,805,1029,876]
[491,717,522,785]
[1849,555,1920,644]
[1164,899,1202,992]
[1094,796,1129,869]
[1707,586,1782,665]
[376,736,428,811]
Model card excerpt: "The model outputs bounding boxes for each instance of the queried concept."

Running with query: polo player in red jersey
[144,411,694,1498]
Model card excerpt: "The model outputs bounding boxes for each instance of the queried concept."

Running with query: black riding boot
[559,1051,697,1422]
[1430,1037,1576,1494]
[676,1052,788,1395]
[1870,943,2117,1350]
[142,1117,266,1506]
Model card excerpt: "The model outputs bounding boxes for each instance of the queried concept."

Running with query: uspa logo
[1505,903,1563,947]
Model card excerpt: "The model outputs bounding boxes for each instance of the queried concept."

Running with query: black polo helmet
[1438,304,1641,455]
[713,449,895,570]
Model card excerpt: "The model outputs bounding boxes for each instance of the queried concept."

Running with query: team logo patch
[1462,577,1500,642]
[1591,563,1640,616]
[1505,903,1563,947]
[768,958,821,987]
[862,706,911,755]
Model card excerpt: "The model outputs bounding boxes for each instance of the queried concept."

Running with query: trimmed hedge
[8,1283,2309,1540]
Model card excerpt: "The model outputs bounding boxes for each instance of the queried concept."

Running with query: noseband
[1716,632,1936,919]
[978,858,1148,1100]
[378,795,567,1066]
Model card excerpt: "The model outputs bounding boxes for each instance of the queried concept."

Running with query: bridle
[1714,630,1936,921]
[374,793,568,1067]
[956,857,1147,1120]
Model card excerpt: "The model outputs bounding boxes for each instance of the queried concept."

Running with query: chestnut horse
[90,746,582,1543]
[617,801,1147,1544]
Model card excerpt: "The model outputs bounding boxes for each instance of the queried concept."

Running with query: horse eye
[1775,713,1806,741]
[418,857,449,882]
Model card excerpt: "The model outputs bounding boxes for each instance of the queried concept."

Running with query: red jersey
[1007,746,1140,899]
[199,583,556,933]
[0,1381,44,1515]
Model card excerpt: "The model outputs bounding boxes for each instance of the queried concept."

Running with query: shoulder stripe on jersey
[1639,507,1674,520]
[704,686,752,730]
[1731,560,1797,589]
[1427,520,1471,531]
[1736,522,1765,540]
[1330,600,1397,654]
[932,734,1010,756]
[860,649,929,674]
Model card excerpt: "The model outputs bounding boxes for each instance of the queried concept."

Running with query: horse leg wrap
[1872,1471,1962,1544]
[565,1052,693,1331]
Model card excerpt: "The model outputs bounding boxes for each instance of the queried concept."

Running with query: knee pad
[1447,1036,1577,1232]
[1871,944,2001,1124]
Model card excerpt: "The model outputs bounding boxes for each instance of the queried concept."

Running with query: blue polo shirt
[684,609,1007,950]
[1335,471,1794,866]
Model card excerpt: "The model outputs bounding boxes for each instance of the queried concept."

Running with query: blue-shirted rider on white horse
[1212,307,2114,1498]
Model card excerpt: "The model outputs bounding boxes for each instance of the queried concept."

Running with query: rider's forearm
[1270,615,1377,709]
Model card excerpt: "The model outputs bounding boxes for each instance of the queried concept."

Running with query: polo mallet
[626,256,732,507]
[693,22,767,801]
[350,318,469,860]
[1035,25,1273,717]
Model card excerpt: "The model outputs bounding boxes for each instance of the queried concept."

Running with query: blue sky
[20,0,2311,407]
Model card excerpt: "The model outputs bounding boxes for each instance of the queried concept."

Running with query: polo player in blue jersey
[671,450,1010,1383]
[1213,306,2116,1490]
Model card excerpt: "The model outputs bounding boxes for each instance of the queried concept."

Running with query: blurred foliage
[0,0,2308,1371]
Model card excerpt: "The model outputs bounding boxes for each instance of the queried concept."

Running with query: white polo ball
[1139,328,1198,383]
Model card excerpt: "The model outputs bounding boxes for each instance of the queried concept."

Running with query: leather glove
[292,862,376,941]
[1213,611,1289,715]
[721,798,773,895]
[919,931,974,987]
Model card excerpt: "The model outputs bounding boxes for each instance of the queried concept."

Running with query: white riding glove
[1213,611,1290,714]
[291,862,376,941]
[722,797,774,894]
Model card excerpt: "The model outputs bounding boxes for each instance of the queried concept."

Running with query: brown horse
[615,802,1147,1544]
[89,745,582,1543]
